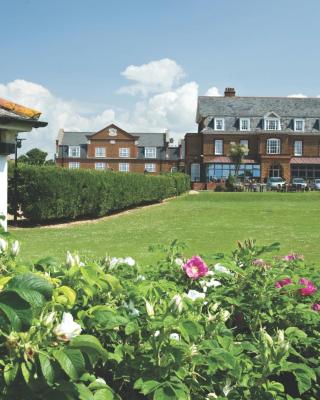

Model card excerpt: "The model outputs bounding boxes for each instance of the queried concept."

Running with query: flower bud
[66,251,75,267]
[145,300,155,317]
[10,240,20,257]
[169,294,183,313]
[0,238,8,254]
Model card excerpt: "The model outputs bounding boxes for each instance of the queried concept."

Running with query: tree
[18,148,48,166]
[229,142,248,181]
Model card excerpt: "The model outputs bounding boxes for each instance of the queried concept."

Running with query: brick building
[185,88,320,186]
[55,124,184,174]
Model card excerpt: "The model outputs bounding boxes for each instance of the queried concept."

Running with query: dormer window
[264,112,281,131]
[214,118,225,131]
[240,118,250,131]
[294,119,305,132]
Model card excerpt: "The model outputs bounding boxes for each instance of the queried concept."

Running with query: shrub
[0,236,319,399]
[8,166,190,222]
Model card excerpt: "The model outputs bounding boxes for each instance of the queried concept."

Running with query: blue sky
[1,0,320,154]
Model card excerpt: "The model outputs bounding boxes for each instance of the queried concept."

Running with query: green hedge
[8,165,190,222]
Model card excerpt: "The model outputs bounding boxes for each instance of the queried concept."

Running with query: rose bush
[0,234,319,399]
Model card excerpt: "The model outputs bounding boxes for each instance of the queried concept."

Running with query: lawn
[10,191,320,265]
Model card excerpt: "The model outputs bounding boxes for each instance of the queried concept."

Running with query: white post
[0,155,8,232]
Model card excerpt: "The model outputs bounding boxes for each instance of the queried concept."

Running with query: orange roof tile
[0,98,41,119]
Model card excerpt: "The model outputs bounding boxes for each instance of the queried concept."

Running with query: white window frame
[119,163,129,172]
[214,118,225,131]
[95,162,106,170]
[214,139,223,155]
[68,146,80,158]
[240,118,250,131]
[145,147,157,158]
[294,119,305,132]
[69,162,80,169]
[95,147,106,158]
[265,118,280,131]
[267,138,281,154]
[294,140,303,156]
[240,139,249,155]
[119,147,130,158]
[145,163,156,172]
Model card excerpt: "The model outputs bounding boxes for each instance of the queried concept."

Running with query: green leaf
[6,273,53,300]
[39,353,55,385]
[0,292,32,329]
[53,349,85,380]
[0,302,21,331]
[125,320,139,335]
[285,362,316,394]
[179,320,203,342]
[93,389,114,400]
[4,363,19,386]
[21,362,31,384]
[91,309,128,330]
[104,274,122,293]
[154,386,176,400]
[70,335,108,361]
[141,380,161,395]
[76,383,94,400]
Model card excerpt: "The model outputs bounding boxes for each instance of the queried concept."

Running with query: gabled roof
[0,99,47,128]
[196,96,320,122]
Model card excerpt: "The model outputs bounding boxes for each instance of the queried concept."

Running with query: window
[145,147,157,158]
[240,139,249,155]
[119,148,130,158]
[294,140,303,156]
[240,118,250,131]
[294,119,305,132]
[190,163,201,182]
[145,163,156,172]
[214,139,223,155]
[206,163,260,181]
[95,147,106,158]
[95,162,106,170]
[68,146,80,158]
[265,119,280,130]
[214,118,225,131]
[69,162,80,169]
[119,163,129,172]
[267,138,281,154]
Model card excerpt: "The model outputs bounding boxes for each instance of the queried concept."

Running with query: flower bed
[0,236,319,399]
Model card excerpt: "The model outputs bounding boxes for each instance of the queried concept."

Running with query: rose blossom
[311,303,320,311]
[182,256,208,279]
[283,253,304,262]
[299,278,317,296]
[54,313,82,342]
[275,278,292,288]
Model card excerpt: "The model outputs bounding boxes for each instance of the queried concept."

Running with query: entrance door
[269,165,282,178]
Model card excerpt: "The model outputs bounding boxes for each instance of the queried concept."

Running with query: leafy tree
[18,148,48,166]
[229,142,248,180]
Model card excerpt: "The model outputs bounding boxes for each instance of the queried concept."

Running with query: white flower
[0,238,8,254]
[169,294,183,313]
[10,240,20,257]
[206,393,218,399]
[136,275,146,281]
[145,300,155,317]
[74,254,80,266]
[66,251,75,267]
[124,257,135,266]
[214,263,232,274]
[109,257,120,269]
[219,309,231,322]
[186,290,206,301]
[54,312,82,341]
[175,257,184,267]
[169,333,180,341]
[124,300,140,316]
[154,330,160,337]
[206,279,222,288]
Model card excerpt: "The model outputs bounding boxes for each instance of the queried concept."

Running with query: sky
[1,0,320,156]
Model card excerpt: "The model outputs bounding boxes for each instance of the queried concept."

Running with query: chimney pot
[224,87,236,97]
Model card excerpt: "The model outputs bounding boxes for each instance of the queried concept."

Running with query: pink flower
[312,303,320,311]
[182,256,208,280]
[283,253,304,262]
[299,278,317,296]
[252,259,265,266]
[275,278,292,288]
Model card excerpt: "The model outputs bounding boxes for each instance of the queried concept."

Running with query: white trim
[240,139,249,155]
[95,147,106,158]
[214,139,223,155]
[294,140,303,156]
[144,147,157,158]
[145,163,156,172]
[119,147,130,158]
[119,163,129,172]
[0,156,8,231]
[68,146,80,158]
[69,162,80,169]
[214,118,225,131]
[95,162,106,170]
[294,119,305,132]
[266,138,281,154]
[240,118,250,131]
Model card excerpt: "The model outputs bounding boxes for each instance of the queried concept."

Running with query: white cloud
[0,59,220,156]
[118,58,185,96]
[287,93,307,98]
[205,86,221,96]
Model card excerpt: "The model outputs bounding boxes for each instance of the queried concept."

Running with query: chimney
[224,87,236,97]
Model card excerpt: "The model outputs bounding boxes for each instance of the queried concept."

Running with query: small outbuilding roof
[0,98,47,128]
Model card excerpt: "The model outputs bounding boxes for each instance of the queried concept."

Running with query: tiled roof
[290,157,320,164]
[197,96,320,122]
[135,132,165,147]
[0,98,41,119]
[59,131,93,145]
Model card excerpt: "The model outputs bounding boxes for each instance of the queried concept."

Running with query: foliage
[7,165,190,222]
[0,235,319,399]
[18,148,49,166]
[229,142,248,180]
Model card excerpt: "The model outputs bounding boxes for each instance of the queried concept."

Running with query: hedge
[8,165,190,223]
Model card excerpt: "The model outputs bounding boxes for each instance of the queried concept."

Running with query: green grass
[10,192,320,265]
